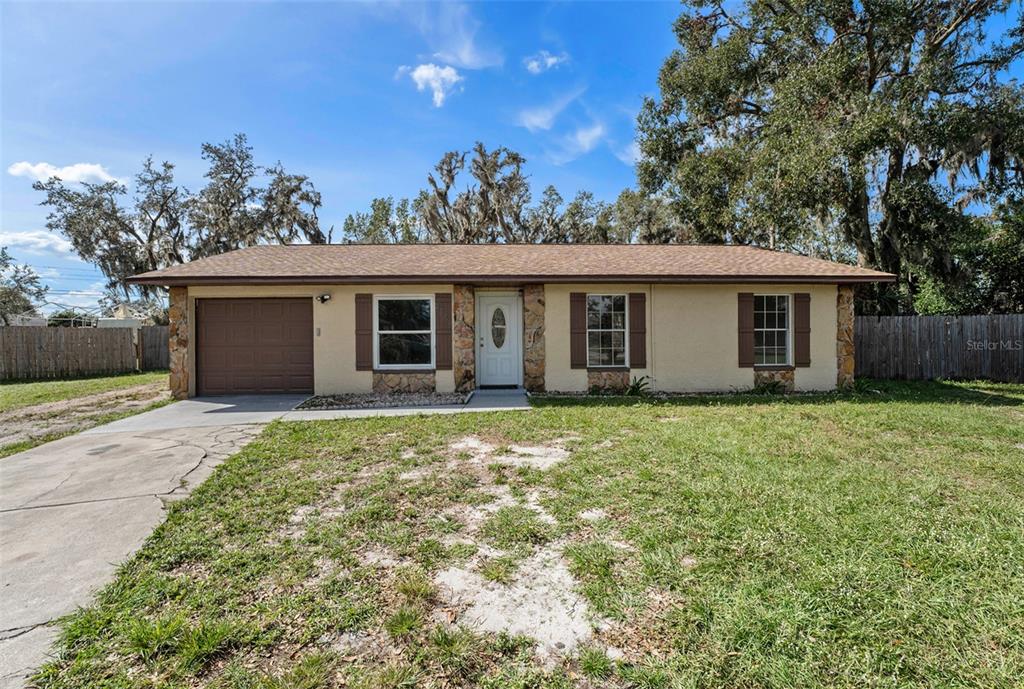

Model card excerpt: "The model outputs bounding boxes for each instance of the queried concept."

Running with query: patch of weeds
[514,466,545,486]
[445,541,478,562]
[479,554,520,584]
[394,565,434,602]
[639,542,697,588]
[618,661,672,689]
[493,631,536,660]
[415,537,448,567]
[384,604,423,639]
[427,625,483,679]
[363,659,420,688]
[487,463,510,484]
[481,506,555,549]
[566,540,618,578]
[578,645,613,679]
[177,620,238,672]
[566,540,629,618]
[428,515,461,534]
[479,662,573,689]
[264,651,337,689]
[125,613,186,664]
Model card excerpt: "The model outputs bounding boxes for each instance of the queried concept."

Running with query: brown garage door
[196,298,313,396]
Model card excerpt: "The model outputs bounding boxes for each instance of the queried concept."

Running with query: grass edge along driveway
[32,380,1024,689]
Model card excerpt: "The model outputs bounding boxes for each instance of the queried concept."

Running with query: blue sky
[1,1,680,313]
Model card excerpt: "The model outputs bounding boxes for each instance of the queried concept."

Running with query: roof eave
[127,273,896,286]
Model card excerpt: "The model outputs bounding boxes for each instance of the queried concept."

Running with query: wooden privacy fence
[855,315,1024,382]
[0,325,170,381]
[139,325,170,371]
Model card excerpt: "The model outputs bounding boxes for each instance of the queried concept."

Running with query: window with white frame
[586,294,627,367]
[375,296,433,368]
[754,295,790,365]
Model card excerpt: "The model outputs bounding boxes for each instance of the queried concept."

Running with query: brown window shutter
[628,292,646,368]
[794,292,811,367]
[738,292,754,368]
[355,293,373,371]
[570,292,587,369]
[435,292,453,370]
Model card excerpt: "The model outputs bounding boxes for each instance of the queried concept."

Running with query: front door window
[491,307,507,349]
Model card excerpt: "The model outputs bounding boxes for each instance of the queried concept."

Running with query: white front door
[477,293,522,387]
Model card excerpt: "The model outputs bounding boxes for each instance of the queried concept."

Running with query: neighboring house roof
[127,244,895,285]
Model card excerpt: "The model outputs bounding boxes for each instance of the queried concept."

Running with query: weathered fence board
[855,315,1024,382]
[0,326,146,380]
[140,325,170,371]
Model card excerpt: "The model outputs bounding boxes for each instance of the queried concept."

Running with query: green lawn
[35,380,1024,688]
[0,370,168,413]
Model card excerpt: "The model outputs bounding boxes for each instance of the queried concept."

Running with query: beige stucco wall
[186,284,455,397]
[545,282,838,393]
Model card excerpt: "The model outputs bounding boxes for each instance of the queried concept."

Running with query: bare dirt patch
[435,541,594,661]
[426,434,605,662]
[579,508,609,522]
[0,381,168,448]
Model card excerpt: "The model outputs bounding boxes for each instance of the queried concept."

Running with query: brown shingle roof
[127,244,895,285]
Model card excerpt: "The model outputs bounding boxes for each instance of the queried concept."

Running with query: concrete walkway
[0,388,529,687]
[90,388,530,433]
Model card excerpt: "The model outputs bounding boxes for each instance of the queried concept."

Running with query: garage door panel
[284,350,313,365]
[197,298,314,396]
[255,323,286,345]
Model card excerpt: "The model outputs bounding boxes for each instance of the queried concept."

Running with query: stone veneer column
[836,285,855,389]
[522,284,546,392]
[168,286,189,400]
[453,285,476,392]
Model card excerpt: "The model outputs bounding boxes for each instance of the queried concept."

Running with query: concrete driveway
[0,389,528,687]
[0,416,265,688]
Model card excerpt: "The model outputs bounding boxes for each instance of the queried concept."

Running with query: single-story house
[127,244,894,399]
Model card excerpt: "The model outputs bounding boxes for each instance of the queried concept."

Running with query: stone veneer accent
[588,369,629,394]
[373,371,436,394]
[836,285,855,389]
[753,367,795,393]
[522,284,546,392]
[168,286,189,400]
[453,285,476,392]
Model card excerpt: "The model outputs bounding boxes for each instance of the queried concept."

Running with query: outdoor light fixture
[316,293,332,304]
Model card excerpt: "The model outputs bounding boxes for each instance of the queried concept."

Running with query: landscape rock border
[295,391,471,410]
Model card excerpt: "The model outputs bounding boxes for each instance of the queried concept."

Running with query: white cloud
[550,121,608,165]
[615,141,642,166]
[523,50,569,75]
[571,122,606,151]
[426,3,502,69]
[399,63,464,107]
[0,230,73,255]
[7,161,118,184]
[516,87,586,133]
[43,281,107,312]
